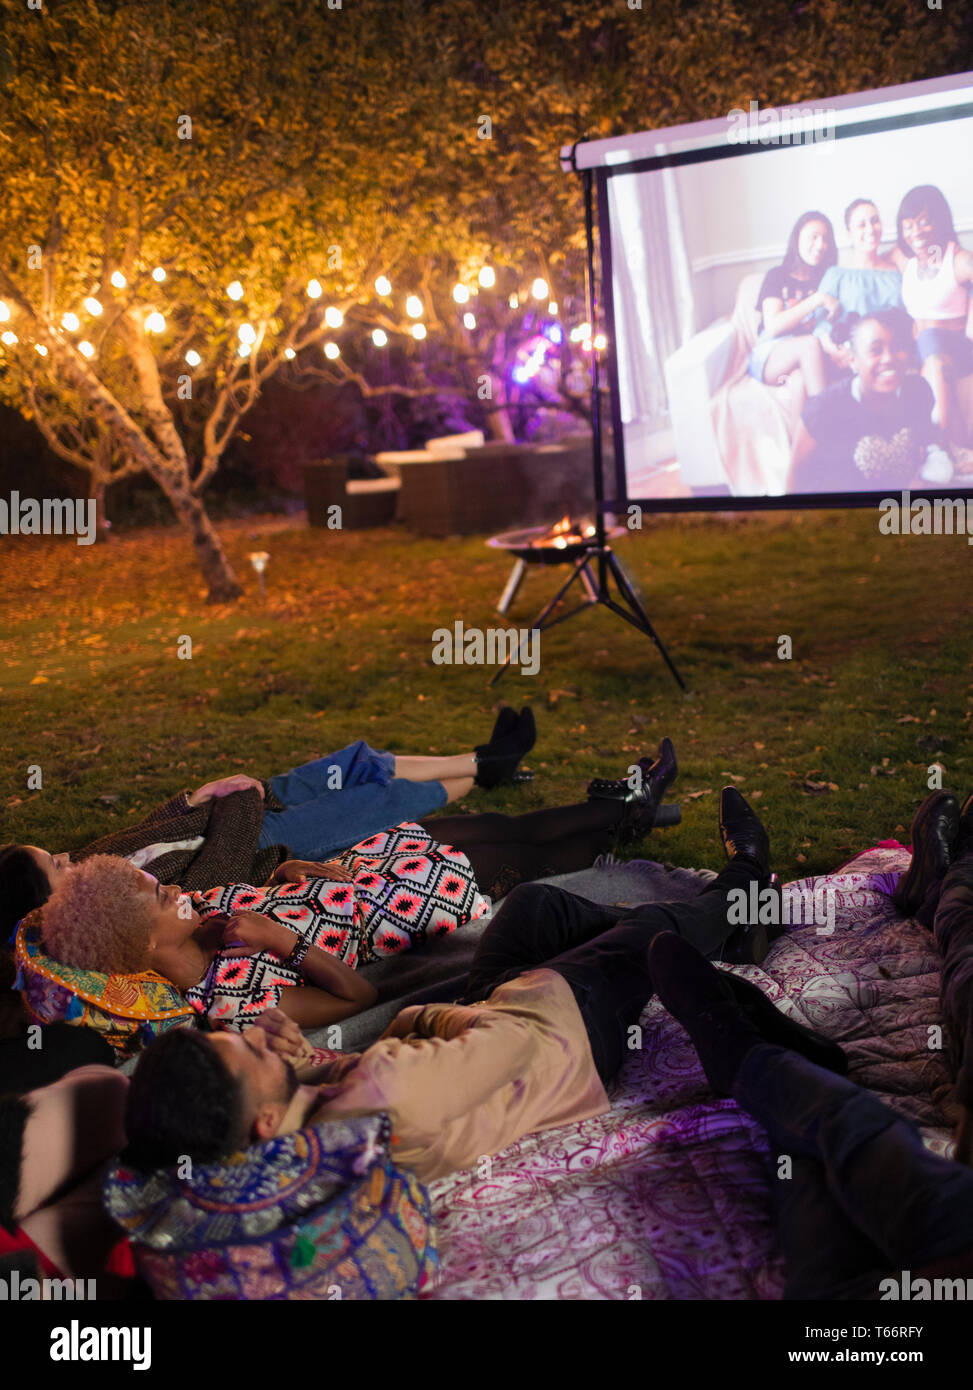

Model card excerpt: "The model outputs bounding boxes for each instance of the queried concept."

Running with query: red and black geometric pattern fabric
[185,823,489,1029]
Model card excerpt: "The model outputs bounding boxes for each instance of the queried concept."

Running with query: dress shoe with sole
[893,791,960,919]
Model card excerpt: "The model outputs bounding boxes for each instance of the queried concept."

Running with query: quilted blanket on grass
[423,845,956,1300]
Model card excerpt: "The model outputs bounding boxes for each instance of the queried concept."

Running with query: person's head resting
[122,1026,299,1171]
[0,843,72,943]
[846,308,915,396]
[40,854,198,975]
[896,184,957,260]
[781,209,837,282]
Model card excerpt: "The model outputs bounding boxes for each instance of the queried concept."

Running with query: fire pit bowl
[488,519,627,566]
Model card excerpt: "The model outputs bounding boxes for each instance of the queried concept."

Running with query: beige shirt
[312,968,610,1181]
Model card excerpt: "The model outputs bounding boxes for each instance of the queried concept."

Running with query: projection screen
[563,72,973,512]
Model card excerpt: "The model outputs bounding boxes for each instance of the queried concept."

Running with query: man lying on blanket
[117,790,842,1186]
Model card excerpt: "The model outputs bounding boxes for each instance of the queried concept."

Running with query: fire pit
[488,515,628,611]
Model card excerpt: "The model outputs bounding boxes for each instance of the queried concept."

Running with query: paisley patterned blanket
[423,845,955,1300]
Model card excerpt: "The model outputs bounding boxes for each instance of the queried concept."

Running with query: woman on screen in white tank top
[893,185,973,452]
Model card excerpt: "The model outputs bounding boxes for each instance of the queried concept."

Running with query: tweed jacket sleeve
[170,788,271,893]
[74,794,206,861]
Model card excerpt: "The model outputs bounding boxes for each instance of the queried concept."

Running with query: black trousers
[735,1044,973,1298]
[931,852,973,1078]
[457,865,753,1086]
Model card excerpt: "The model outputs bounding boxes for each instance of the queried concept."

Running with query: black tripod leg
[488,559,592,686]
[605,551,688,693]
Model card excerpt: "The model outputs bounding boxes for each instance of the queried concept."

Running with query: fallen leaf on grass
[684,789,713,800]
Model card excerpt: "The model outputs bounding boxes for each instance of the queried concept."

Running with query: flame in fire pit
[533,516,598,549]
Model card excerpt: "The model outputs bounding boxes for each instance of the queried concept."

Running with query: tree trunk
[89,474,111,540]
[155,473,244,602]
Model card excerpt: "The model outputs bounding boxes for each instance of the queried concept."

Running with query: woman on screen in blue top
[812,198,904,371]
[747,210,839,397]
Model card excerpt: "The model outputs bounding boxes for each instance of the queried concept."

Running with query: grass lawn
[1,506,970,882]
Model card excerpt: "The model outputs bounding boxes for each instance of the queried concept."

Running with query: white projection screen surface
[568,72,973,510]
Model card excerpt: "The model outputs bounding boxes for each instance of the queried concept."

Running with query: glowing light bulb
[144,311,166,334]
[478,266,495,288]
[306,278,322,299]
[238,322,256,344]
[582,337,593,353]
[152,266,166,282]
[1,330,17,345]
[593,333,607,351]
[78,340,95,357]
[508,294,519,309]
[61,312,80,332]
[284,347,296,360]
[375,275,391,296]
[324,341,340,359]
[411,323,426,341]
[548,300,558,315]
[238,343,251,358]
[570,322,591,343]
[463,312,476,330]
[0,302,9,322]
[35,343,48,356]
[110,271,126,290]
[83,297,103,317]
[452,284,469,304]
[372,328,388,347]
[531,278,548,300]
[324,306,343,328]
[185,349,201,367]
[226,280,244,301]
[405,295,423,318]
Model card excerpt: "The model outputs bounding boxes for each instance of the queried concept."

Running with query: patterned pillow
[104,1113,438,1300]
[14,911,193,1059]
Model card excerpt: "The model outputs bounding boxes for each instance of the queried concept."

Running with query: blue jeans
[735,1045,973,1298]
[256,741,449,860]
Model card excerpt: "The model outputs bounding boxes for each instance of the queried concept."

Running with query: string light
[78,340,95,357]
[375,275,391,296]
[323,341,340,359]
[152,267,167,282]
[508,294,519,309]
[548,300,558,315]
[478,266,495,288]
[463,312,476,330]
[185,349,201,367]
[0,302,9,321]
[324,306,343,328]
[405,295,423,318]
[238,323,256,345]
[83,297,103,317]
[110,271,126,290]
[144,311,166,333]
[34,343,48,356]
[238,343,251,357]
[570,322,591,343]
[581,337,593,353]
[411,323,426,341]
[284,347,296,359]
[593,333,607,351]
[226,281,244,301]
[61,312,80,332]
[531,278,549,300]
[1,330,17,345]
[306,278,322,299]
[452,284,469,304]
[371,328,388,347]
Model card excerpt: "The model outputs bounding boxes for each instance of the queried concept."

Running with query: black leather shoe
[589,738,678,845]
[893,791,960,919]
[719,787,771,880]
